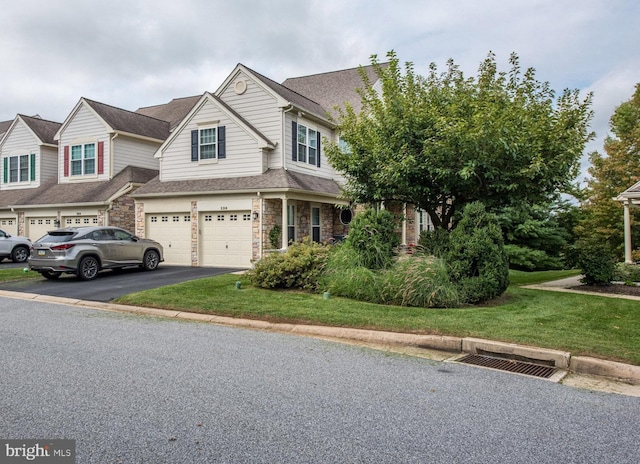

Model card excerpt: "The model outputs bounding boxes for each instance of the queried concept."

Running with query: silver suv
[29,226,164,280]
[0,229,32,263]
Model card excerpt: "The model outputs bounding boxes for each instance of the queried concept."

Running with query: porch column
[624,199,633,263]
[281,197,288,250]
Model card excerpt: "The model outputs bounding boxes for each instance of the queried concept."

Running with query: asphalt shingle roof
[282,63,384,118]
[132,168,341,197]
[135,95,201,131]
[2,166,158,208]
[19,115,62,145]
[83,98,170,141]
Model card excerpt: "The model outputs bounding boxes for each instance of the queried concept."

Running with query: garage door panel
[146,213,191,265]
[26,217,58,241]
[0,218,18,236]
[200,212,252,268]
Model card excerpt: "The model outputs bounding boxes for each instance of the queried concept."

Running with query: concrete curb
[1,289,638,384]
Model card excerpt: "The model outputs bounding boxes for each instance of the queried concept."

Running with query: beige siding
[159,98,264,181]
[57,104,110,183]
[219,70,283,169]
[284,113,342,180]
[112,136,160,174]
[40,146,58,183]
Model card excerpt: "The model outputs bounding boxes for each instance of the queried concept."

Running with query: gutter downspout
[282,104,294,170]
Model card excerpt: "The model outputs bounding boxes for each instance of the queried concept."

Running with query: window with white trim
[418,210,433,233]
[287,205,296,243]
[311,206,321,243]
[191,126,226,162]
[297,124,317,165]
[71,143,95,175]
[4,154,34,183]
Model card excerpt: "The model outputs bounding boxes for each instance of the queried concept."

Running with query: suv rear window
[36,231,78,243]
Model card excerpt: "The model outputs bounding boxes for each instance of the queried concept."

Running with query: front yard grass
[110,269,640,366]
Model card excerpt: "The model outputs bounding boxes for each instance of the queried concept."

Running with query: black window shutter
[30,153,36,181]
[292,121,297,161]
[191,130,198,162]
[218,126,226,159]
[316,132,321,168]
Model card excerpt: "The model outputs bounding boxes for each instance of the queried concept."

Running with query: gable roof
[156,92,275,156]
[132,168,341,198]
[282,63,385,118]
[18,114,62,146]
[135,95,201,131]
[219,64,329,124]
[82,98,171,141]
[0,119,11,139]
[5,166,158,208]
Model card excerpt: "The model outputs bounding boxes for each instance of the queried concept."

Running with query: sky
[1,0,638,182]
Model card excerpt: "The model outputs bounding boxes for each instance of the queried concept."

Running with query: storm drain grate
[456,354,557,379]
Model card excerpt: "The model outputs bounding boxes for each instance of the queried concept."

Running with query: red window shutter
[63,146,69,177]
[98,141,104,174]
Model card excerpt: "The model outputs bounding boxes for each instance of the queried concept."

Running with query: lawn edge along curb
[3,290,640,385]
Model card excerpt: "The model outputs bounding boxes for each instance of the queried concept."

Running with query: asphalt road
[0,264,240,301]
[1,297,639,463]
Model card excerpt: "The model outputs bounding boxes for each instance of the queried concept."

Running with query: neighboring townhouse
[0,114,61,235]
[1,97,195,240]
[131,63,426,268]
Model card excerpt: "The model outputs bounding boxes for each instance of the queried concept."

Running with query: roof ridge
[135,94,202,111]
[239,63,326,111]
[82,97,170,126]
[284,62,386,81]
[16,114,62,125]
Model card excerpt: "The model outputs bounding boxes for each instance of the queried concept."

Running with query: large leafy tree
[325,51,594,230]
[578,84,640,258]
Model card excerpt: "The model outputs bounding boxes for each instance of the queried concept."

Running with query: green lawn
[111,269,640,366]
[2,267,638,365]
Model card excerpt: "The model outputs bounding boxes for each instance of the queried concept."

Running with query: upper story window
[292,121,321,167]
[63,141,103,178]
[71,143,95,175]
[3,154,35,184]
[191,126,226,162]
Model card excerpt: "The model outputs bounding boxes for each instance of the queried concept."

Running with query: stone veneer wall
[135,202,145,238]
[109,194,136,231]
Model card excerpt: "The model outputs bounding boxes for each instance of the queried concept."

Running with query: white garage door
[26,217,58,241]
[62,216,98,228]
[146,213,191,265]
[0,217,18,236]
[200,211,252,268]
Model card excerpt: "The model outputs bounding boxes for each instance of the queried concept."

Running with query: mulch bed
[569,284,640,297]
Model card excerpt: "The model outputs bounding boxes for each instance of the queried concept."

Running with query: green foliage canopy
[578,84,640,258]
[325,51,594,230]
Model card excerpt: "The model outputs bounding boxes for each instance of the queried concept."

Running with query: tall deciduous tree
[578,84,640,258]
[325,51,594,230]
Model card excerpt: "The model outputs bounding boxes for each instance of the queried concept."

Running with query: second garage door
[200,211,252,268]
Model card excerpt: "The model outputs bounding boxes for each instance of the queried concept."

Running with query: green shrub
[322,246,461,308]
[269,225,281,249]
[247,238,330,291]
[418,228,450,257]
[613,262,640,283]
[504,244,564,271]
[446,202,510,304]
[346,208,400,270]
[577,241,615,286]
[378,256,461,308]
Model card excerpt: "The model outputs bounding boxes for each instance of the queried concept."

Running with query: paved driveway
[0,264,241,302]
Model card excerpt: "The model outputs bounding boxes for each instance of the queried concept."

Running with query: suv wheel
[77,256,100,281]
[41,270,62,280]
[11,246,29,263]
[142,250,160,271]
